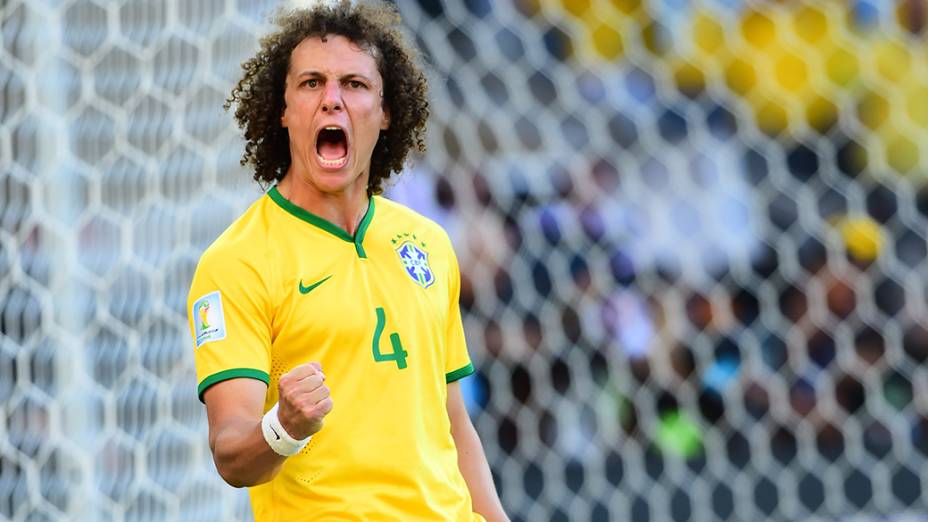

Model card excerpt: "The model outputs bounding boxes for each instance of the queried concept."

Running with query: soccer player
[186,2,508,521]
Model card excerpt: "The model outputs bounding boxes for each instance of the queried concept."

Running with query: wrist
[261,402,311,457]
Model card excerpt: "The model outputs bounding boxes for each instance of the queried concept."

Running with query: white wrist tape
[261,402,311,457]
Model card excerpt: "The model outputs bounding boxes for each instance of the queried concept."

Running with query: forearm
[453,418,509,522]
[202,367,329,488]
[211,416,287,488]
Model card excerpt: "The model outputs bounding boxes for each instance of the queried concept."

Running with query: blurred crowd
[390,0,928,515]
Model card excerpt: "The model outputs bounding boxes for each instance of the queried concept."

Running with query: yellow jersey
[187,186,483,522]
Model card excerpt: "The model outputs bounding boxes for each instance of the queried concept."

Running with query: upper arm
[203,377,269,451]
[446,380,469,430]
[188,247,274,402]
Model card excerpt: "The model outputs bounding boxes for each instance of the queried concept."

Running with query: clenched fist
[277,362,333,440]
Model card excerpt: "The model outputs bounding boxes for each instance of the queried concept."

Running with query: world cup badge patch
[192,291,226,348]
[393,233,435,288]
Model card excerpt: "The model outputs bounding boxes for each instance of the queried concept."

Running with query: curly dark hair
[225,0,429,195]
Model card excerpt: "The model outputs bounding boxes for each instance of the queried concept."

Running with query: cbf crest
[392,232,435,288]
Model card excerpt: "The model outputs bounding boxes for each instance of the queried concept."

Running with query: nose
[321,82,343,113]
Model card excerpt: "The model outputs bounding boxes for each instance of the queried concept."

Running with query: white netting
[2,0,928,521]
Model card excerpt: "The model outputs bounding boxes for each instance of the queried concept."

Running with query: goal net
[2,0,927,520]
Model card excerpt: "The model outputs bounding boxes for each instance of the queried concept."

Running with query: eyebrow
[295,70,375,83]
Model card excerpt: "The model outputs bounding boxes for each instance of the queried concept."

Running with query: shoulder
[195,194,276,273]
[374,195,451,245]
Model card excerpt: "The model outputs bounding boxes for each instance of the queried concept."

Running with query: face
[281,35,390,196]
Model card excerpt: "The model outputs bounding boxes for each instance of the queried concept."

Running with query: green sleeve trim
[197,368,269,402]
[446,362,475,383]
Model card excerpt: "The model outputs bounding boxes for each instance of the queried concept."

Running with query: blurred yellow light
[885,133,920,174]
[774,51,809,93]
[562,0,591,17]
[825,47,859,89]
[609,0,642,17]
[793,5,830,45]
[904,84,928,128]
[873,39,911,85]
[742,11,777,50]
[756,98,789,136]
[692,12,725,55]
[806,94,838,134]
[673,60,706,95]
[857,91,891,131]
[837,217,884,262]
[725,57,757,96]
[591,21,624,60]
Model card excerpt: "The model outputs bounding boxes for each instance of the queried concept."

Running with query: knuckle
[285,391,299,405]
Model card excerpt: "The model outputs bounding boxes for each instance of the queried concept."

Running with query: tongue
[318,140,347,160]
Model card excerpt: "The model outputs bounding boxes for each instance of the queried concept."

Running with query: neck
[277,173,370,236]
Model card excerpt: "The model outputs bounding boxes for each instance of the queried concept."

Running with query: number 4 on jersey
[372,307,408,369]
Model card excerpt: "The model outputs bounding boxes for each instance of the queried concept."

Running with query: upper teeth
[325,126,340,130]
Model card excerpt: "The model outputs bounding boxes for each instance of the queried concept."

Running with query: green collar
[268,186,375,258]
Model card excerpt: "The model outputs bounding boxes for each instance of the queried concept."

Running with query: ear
[380,107,390,131]
[280,82,289,128]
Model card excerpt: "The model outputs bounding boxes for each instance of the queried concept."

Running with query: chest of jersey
[268,222,452,399]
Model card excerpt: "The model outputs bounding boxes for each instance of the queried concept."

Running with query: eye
[348,80,365,89]
[302,78,319,88]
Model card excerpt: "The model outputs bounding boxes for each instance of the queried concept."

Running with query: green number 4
[372,307,408,369]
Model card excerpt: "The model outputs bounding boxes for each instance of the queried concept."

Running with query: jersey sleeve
[188,246,273,401]
[443,240,475,383]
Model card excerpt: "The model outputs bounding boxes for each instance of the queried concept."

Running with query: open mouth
[316,126,349,169]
